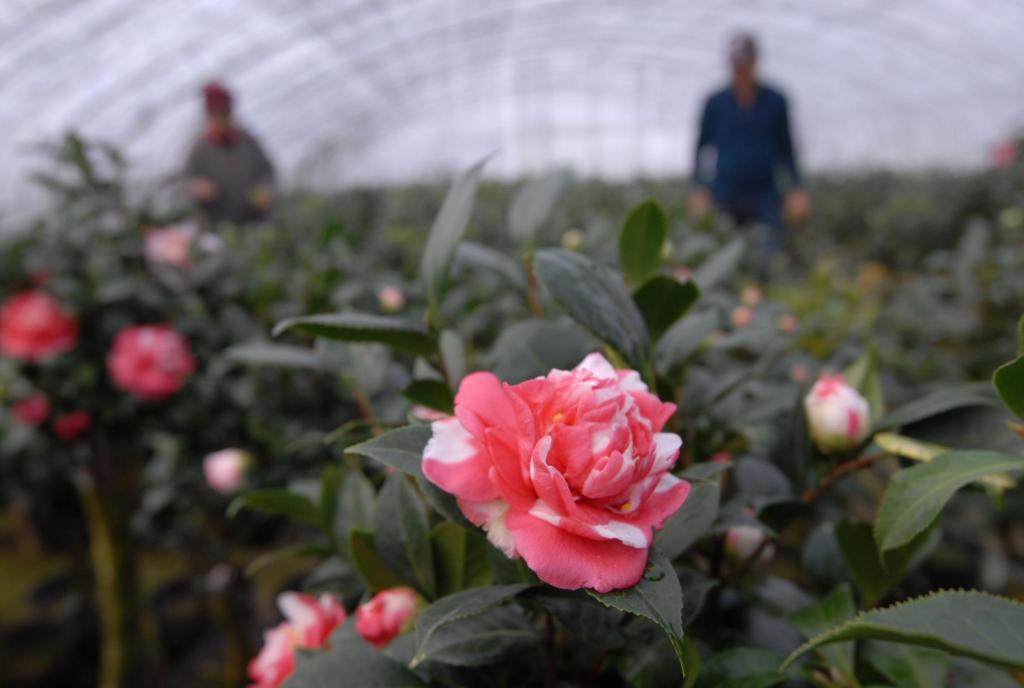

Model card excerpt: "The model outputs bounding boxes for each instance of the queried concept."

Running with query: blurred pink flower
[247,592,347,688]
[53,410,91,441]
[0,291,78,362]
[11,392,50,426]
[144,224,196,268]
[203,448,250,494]
[355,587,421,648]
[107,324,196,401]
[377,285,406,313]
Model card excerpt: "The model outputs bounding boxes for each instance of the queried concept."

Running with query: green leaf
[844,346,884,424]
[411,605,539,667]
[993,354,1024,421]
[535,248,651,371]
[781,590,1024,672]
[374,474,436,598]
[348,528,403,593]
[864,640,949,688]
[698,647,797,688]
[283,636,425,687]
[411,584,531,668]
[508,168,569,242]
[432,522,467,595]
[835,520,934,605]
[619,200,668,286]
[421,157,489,322]
[415,475,473,528]
[454,242,527,289]
[655,310,719,373]
[874,450,1024,555]
[876,382,997,431]
[486,318,597,384]
[401,380,455,415]
[656,478,720,559]
[228,489,321,528]
[692,238,745,291]
[272,312,436,356]
[874,433,1014,491]
[334,471,376,539]
[244,543,335,577]
[589,550,687,678]
[319,465,341,533]
[633,276,701,341]
[438,329,466,386]
[678,567,716,629]
[346,424,432,477]
[430,523,493,595]
[223,341,329,371]
[789,585,857,683]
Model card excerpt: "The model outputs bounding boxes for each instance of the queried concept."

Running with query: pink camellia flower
[804,373,871,453]
[203,448,250,494]
[144,223,195,268]
[248,592,346,688]
[355,587,421,648]
[53,410,91,441]
[0,291,78,362]
[422,353,690,592]
[11,392,51,426]
[376,285,406,313]
[724,524,774,566]
[107,324,196,401]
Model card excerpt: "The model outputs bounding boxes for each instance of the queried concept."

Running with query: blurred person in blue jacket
[690,33,809,272]
[185,82,275,226]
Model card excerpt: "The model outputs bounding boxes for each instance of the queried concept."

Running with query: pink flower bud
[11,392,50,426]
[724,524,774,565]
[730,305,753,329]
[52,410,91,441]
[560,229,585,251]
[203,449,250,494]
[777,313,799,334]
[144,224,196,268]
[740,286,763,306]
[377,286,406,313]
[804,373,871,453]
[355,587,422,648]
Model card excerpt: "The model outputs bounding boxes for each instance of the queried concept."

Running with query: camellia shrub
[225,162,1024,688]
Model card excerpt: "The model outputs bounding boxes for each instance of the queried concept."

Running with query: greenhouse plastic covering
[2,0,1024,214]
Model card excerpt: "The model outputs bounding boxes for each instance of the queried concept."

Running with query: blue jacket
[693,84,800,201]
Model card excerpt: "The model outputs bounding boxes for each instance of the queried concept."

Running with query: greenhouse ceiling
[2,0,1024,213]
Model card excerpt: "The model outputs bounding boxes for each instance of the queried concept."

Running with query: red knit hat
[202,81,232,115]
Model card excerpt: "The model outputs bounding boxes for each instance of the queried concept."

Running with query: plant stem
[75,463,148,688]
[801,453,886,504]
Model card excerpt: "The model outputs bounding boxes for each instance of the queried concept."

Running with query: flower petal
[422,417,499,502]
[505,509,648,592]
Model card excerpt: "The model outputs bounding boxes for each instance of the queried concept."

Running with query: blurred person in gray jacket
[185,82,275,225]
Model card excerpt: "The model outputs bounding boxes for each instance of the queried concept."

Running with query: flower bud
[724,524,774,566]
[355,587,422,648]
[560,229,585,251]
[377,285,406,313]
[203,448,251,494]
[804,373,871,453]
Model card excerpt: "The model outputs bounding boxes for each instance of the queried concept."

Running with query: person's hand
[189,178,217,202]
[249,185,273,211]
[785,188,811,223]
[689,188,713,218]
